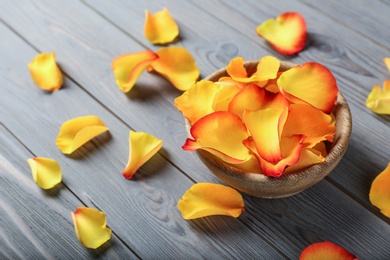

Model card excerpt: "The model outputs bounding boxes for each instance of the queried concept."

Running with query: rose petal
[212,84,242,112]
[365,80,390,114]
[144,8,179,44]
[282,103,335,147]
[112,50,159,93]
[228,84,266,119]
[284,147,325,174]
[174,80,223,124]
[300,241,357,260]
[27,157,62,189]
[178,183,244,219]
[244,135,304,177]
[71,207,111,249]
[27,53,63,91]
[384,57,390,72]
[183,111,251,164]
[243,108,288,163]
[148,46,199,91]
[122,131,163,179]
[56,115,109,154]
[256,12,306,55]
[277,62,338,114]
[226,56,280,83]
[369,162,390,218]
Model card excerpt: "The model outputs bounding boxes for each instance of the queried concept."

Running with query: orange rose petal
[300,241,357,260]
[71,207,112,249]
[212,84,242,112]
[284,147,325,174]
[277,62,338,114]
[282,103,336,147]
[56,115,109,154]
[226,57,248,79]
[183,111,251,164]
[178,183,244,219]
[112,50,159,93]
[122,131,163,180]
[384,57,390,72]
[263,92,290,110]
[228,84,266,119]
[144,8,179,44]
[149,46,199,91]
[217,76,246,89]
[27,157,62,189]
[174,80,223,124]
[27,53,63,91]
[243,108,288,163]
[365,80,390,114]
[256,12,306,55]
[369,163,390,218]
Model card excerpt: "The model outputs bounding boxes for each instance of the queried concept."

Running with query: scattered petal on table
[174,80,223,124]
[365,80,390,114]
[384,57,390,72]
[122,131,163,180]
[183,111,251,164]
[112,50,159,93]
[27,157,62,189]
[256,12,306,55]
[144,8,179,44]
[148,46,199,91]
[277,62,338,114]
[370,162,390,218]
[56,115,109,154]
[27,53,63,91]
[71,207,112,249]
[299,241,357,260]
[178,183,244,219]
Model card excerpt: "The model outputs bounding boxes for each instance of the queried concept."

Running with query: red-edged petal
[183,111,251,164]
[300,241,357,260]
[277,62,338,114]
[112,50,158,93]
[256,12,306,55]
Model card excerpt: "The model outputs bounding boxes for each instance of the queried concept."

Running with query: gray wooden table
[1,0,389,259]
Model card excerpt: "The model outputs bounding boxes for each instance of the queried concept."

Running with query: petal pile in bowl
[175,56,338,178]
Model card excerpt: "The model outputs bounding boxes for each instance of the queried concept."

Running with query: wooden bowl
[186,60,352,199]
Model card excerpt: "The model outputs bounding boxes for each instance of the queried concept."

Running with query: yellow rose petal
[366,80,390,114]
[144,8,179,44]
[384,57,390,72]
[178,183,245,219]
[148,46,200,91]
[27,53,63,91]
[56,115,109,154]
[27,157,62,189]
[370,163,390,218]
[71,207,111,249]
[122,131,163,179]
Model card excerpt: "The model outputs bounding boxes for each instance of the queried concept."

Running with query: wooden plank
[0,21,284,258]
[0,124,138,259]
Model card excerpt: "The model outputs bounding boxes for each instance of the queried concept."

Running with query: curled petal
[300,241,357,260]
[365,80,390,114]
[27,157,62,189]
[183,111,251,164]
[226,57,248,79]
[174,80,223,124]
[228,84,266,119]
[123,131,163,179]
[149,46,199,91]
[27,53,63,91]
[178,183,244,219]
[256,12,306,55]
[243,108,288,163]
[282,103,335,147]
[370,163,390,218]
[112,50,159,93]
[144,8,179,44]
[384,57,390,72]
[277,62,338,114]
[71,207,112,249]
[56,115,109,154]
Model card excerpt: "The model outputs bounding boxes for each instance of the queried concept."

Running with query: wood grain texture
[1,0,390,258]
[0,19,283,259]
